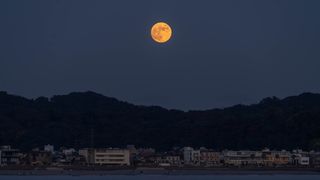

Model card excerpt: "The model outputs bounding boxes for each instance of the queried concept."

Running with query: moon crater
[151,22,172,43]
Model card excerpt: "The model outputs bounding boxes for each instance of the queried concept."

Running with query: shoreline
[0,167,320,176]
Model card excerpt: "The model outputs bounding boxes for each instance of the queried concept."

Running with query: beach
[0,167,320,176]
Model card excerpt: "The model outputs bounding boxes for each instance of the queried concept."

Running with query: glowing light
[151,22,172,43]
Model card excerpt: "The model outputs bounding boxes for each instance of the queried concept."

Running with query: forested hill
[1,91,320,151]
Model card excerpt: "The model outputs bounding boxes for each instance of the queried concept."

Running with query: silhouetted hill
[0,91,320,151]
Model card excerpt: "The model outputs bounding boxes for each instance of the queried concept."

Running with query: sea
[0,175,320,180]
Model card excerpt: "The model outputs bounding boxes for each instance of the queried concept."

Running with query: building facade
[200,150,221,166]
[0,146,21,165]
[80,148,130,166]
[183,147,200,165]
[44,144,54,153]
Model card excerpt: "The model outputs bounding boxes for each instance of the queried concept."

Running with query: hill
[0,91,320,151]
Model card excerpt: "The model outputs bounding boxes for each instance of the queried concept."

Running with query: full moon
[151,22,172,43]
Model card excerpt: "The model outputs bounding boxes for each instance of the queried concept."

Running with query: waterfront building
[44,144,54,153]
[25,150,52,166]
[79,148,89,162]
[62,148,76,156]
[200,150,221,167]
[183,147,193,164]
[309,151,320,167]
[261,149,291,166]
[183,147,200,165]
[223,150,263,167]
[0,145,21,165]
[299,156,310,165]
[81,148,130,165]
[154,153,181,166]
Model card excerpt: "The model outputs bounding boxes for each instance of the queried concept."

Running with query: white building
[183,147,200,165]
[223,150,264,166]
[0,146,20,165]
[292,150,310,166]
[192,150,201,165]
[44,144,54,153]
[299,157,310,165]
[183,147,193,164]
[79,149,89,162]
[62,148,76,156]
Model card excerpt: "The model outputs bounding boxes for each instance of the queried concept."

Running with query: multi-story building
[94,148,130,165]
[299,156,310,165]
[309,151,320,167]
[223,150,263,167]
[262,149,291,167]
[183,147,193,165]
[44,144,54,153]
[79,148,89,162]
[291,150,310,166]
[62,148,76,156]
[154,153,181,166]
[0,145,21,165]
[183,147,201,166]
[80,148,130,166]
[192,150,200,165]
[200,150,221,166]
[165,155,181,166]
[25,150,52,166]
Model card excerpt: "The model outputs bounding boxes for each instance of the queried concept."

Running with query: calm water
[0,175,320,180]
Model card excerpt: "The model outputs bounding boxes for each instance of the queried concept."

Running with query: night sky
[1,0,320,110]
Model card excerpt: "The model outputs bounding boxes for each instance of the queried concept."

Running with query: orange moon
[151,22,172,43]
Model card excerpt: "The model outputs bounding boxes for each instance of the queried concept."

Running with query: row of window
[96,154,125,157]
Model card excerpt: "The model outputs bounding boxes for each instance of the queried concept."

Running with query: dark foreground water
[0,175,320,180]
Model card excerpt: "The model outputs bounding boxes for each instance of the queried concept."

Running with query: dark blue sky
[1,0,320,110]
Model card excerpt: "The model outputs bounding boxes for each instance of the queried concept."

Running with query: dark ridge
[0,91,320,151]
